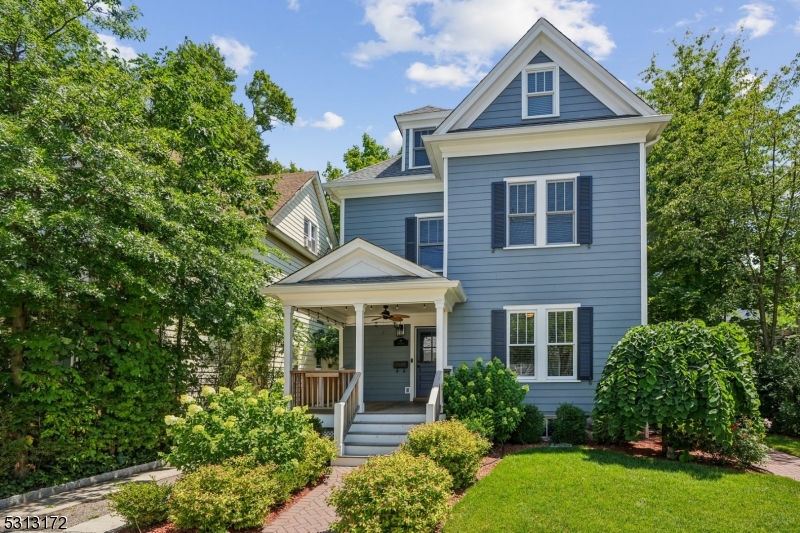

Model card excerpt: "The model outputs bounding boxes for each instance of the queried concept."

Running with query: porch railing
[333,372,361,456]
[426,370,444,424]
[290,370,355,409]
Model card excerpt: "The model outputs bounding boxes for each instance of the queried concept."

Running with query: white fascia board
[323,174,441,202]
[395,110,452,131]
[437,19,655,134]
[311,175,338,250]
[426,115,670,169]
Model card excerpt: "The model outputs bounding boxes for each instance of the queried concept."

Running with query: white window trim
[503,173,578,249]
[504,304,580,382]
[304,217,318,253]
[522,63,560,120]
[416,214,444,274]
[409,127,434,169]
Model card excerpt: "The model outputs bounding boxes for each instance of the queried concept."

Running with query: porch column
[336,325,344,370]
[283,305,295,398]
[354,303,366,412]
[435,300,446,372]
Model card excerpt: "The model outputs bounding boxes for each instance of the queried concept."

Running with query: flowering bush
[443,358,528,443]
[163,380,322,472]
[400,420,491,490]
[328,453,452,533]
[722,418,769,467]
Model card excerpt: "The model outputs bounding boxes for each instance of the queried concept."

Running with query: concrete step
[343,443,399,456]
[331,456,368,467]
[353,413,426,424]
[349,422,419,434]
[344,432,408,445]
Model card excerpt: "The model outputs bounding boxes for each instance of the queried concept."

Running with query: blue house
[264,18,670,461]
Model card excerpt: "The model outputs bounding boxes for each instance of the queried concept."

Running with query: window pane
[564,181,573,211]
[414,147,429,166]
[524,312,535,344]
[548,181,574,212]
[509,313,518,344]
[509,215,535,246]
[548,311,573,343]
[510,184,534,215]
[510,346,535,377]
[528,94,553,116]
[509,185,518,214]
[547,214,574,243]
[545,70,553,91]
[414,129,433,148]
[419,244,443,271]
[547,345,573,377]
[419,218,443,245]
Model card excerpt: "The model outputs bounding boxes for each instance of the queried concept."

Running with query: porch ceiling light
[394,323,405,337]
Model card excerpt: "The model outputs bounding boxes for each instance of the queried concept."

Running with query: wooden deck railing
[426,370,444,424]
[334,372,361,456]
[290,369,356,409]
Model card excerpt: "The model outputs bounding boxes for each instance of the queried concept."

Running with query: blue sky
[104,0,798,176]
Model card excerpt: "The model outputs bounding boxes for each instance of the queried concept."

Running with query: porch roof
[262,238,467,311]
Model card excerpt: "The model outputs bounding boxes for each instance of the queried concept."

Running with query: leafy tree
[593,321,762,455]
[309,326,339,368]
[0,0,293,487]
[641,33,800,354]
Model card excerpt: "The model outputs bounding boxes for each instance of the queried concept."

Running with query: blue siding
[470,52,615,129]
[343,325,411,402]
[446,144,642,415]
[344,193,444,257]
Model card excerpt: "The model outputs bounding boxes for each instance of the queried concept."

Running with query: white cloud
[97,34,137,60]
[351,0,615,89]
[311,112,345,130]
[675,10,706,27]
[730,3,775,38]
[287,0,300,11]
[793,17,800,34]
[383,130,403,151]
[211,35,256,74]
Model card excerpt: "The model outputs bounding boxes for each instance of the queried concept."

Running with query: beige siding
[257,235,309,278]
[271,182,334,257]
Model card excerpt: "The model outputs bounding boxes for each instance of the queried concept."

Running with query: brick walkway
[762,451,800,482]
[263,467,353,533]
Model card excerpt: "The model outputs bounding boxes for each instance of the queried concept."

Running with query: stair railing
[333,371,361,456]
[426,370,444,424]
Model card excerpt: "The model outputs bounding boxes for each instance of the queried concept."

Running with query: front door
[416,328,436,399]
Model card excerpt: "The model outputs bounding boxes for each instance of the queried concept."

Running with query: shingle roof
[260,171,318,218]
[335,156,433,183]
[396,105,451,116]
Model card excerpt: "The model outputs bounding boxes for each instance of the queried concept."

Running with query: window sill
[522,113,560,120]
[409,165,432,170]
[517,378,582,383]
[503,243,580,250]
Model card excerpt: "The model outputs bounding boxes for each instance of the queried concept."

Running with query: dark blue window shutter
[577,175,592,244]
[577,307,593,380]
[491,310,506,363]
[491,182,506,249]
[405,217,417,263]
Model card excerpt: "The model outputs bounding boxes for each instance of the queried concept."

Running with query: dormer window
[412,129,434,168]
[522,64,559,119]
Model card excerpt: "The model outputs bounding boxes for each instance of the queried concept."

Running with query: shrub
[163,379,317,471]
[460,413,495,441]
[591,415,627,445]
[552,403,587,445]
[278,431,336,495]
[107,480,171,532]
[309,415,325,436]
[754,337,800,437]
[443,358,528,443]
[721,418,769,468]
[168,457,283,533]
[593,321,762,454]
[510,405,546,445]
[400,420,491,490]
[328,453,452,533]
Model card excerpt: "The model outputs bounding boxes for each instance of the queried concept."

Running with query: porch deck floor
[307,401,426,415]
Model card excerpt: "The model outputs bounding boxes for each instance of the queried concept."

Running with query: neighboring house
[256,171,338,370]
[265,19,670,458]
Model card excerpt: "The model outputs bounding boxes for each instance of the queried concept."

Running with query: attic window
[412,129,434,168]
[304,218,318,253]
[522,64,559,119]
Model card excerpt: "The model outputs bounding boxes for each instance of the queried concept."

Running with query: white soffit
[435,18,656,134]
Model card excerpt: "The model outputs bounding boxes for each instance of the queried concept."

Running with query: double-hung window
[304,218,318,253]
[504,305,579,381]
[522,65,559,119]
[504,174,576,248]
[412,129,434,167]
[547,180,574,244]
[508,183,536,246]
[418,217,443,273]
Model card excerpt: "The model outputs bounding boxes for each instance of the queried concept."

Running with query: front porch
[262,239,467,457]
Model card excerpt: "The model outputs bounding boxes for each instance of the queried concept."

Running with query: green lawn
[444,448,800,533]
[767,434,800,458]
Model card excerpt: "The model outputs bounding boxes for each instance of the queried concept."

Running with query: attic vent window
[522,64,559,119]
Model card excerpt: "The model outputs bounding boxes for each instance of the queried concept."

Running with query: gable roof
[436,18,657,134]
[263,171,318,218]
[396,105,451,116]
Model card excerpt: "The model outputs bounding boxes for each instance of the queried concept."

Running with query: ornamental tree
[593,320,762,455]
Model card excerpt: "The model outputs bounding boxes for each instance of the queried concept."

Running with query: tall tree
[641,32,800,354]
[0,0,293,482]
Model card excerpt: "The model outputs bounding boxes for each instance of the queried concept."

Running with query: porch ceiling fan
[368,305,410,323]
